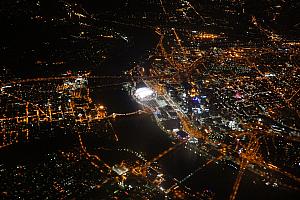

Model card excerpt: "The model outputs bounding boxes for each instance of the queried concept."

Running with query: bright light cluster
[134,87,154,100]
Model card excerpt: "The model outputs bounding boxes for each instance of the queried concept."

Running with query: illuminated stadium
[134,87,155,100]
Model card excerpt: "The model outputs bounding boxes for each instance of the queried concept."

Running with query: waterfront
[1,0,299,199]
[1,81,299,199]
[90,85,299,200]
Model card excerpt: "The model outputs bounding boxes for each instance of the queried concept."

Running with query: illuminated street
[0,0,299,200]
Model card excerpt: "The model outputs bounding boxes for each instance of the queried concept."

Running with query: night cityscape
[0,0,299,199]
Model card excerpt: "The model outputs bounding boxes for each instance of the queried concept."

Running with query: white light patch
[134,87,154,100]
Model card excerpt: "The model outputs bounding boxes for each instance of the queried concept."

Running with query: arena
[134,87,155,100]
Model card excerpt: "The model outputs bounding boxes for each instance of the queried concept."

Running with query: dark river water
[0,21,298,200]
[1,83,297,199]
[91,85,298,200]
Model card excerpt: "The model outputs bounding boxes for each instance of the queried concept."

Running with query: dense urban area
[0,0,299,199]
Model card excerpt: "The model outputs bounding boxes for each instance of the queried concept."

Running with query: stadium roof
[134,87,154,99]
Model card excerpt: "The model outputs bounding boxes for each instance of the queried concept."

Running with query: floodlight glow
[134,87,154,99]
